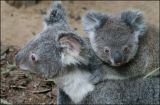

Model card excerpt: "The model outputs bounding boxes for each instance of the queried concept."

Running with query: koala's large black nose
[112,51,123,64]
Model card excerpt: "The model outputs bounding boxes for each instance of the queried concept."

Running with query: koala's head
[15,2,86,78]
[83,10,147,66]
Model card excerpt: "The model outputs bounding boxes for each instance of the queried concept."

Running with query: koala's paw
[89,70,102,85]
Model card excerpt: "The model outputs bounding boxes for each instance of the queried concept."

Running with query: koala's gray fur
[15,1,103,104]
[82,10,159,80]
[81,76,160,104]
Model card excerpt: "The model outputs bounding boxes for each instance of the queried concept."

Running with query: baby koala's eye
[123,47,129,53]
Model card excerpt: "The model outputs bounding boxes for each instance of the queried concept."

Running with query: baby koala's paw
[89,70,102,85]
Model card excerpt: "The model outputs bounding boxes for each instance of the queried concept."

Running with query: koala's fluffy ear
[57,33,84,65]
[44,1,67,28]
[121,10,147,39]
[82,11,108,33]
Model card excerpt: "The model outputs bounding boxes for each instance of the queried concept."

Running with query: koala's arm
[57,88,72,104]
[83,38,103,84]
[88,53,103,84]
[89,67,103,84]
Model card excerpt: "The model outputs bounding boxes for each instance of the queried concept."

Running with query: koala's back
[132,24,159,75]
[82,76,160,104]
[141,24,159,73]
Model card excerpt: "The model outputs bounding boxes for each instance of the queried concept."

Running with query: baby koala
[15,1,102,104]
[82,10,159,79]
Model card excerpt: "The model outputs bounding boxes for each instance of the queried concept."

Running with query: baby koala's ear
[57,33,84,65]
[82,11,108,33]
[121,10,147,40]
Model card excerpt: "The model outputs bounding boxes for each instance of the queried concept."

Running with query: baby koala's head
[15,2,86,78]
[82,10,147,66]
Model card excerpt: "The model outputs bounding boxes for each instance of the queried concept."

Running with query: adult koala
[15,1,103,104]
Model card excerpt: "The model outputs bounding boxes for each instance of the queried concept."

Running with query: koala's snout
[111,51,123,65]
[15,53,30,70]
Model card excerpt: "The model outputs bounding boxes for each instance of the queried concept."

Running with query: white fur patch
[88,31,98,51]
[61,53,79,65]
[89,31,95,42]
[110,58,115,66]
[134,31,140,42]
[43,22,48,30]
[54,70,94,103]
[61,53,88,66]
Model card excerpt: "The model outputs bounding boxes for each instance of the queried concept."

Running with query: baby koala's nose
[112,51,123,64]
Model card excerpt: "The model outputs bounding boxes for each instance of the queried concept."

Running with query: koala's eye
[31,55,36,61]
[123,47,129,53]
[104,47,110,53]
[30,53,38,62]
